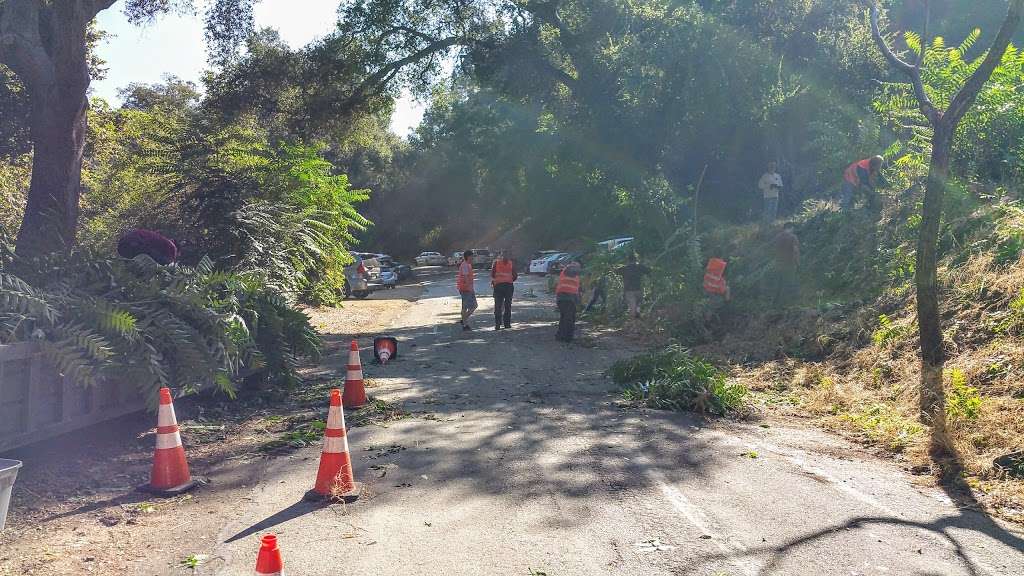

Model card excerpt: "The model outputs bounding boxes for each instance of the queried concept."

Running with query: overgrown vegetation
[612,346,747,416]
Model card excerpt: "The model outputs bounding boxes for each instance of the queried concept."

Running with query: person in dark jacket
[117,229,178,265]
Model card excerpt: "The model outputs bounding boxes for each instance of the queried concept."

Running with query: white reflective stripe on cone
[346,369,363,380]
[257,572,282,576]
[323,435,349,454]
[379,351,391,362]
[326,407,344,429]
[157,403,177,427]
[348,350,360,365]
[155,431,182,449]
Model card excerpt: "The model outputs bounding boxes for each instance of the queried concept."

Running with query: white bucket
[0,459,22,531]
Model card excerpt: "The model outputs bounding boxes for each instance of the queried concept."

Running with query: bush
[946,368,982,422]
[0,250,320,407]
[613,346,746,415]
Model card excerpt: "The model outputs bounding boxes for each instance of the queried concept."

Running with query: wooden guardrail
[0,343,145,452]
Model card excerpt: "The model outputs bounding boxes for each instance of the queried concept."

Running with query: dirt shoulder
[0,285,421,576]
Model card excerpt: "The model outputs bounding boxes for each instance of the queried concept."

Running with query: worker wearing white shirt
[758,161,783,223]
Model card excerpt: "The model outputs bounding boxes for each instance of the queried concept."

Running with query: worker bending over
[841,156,888,212]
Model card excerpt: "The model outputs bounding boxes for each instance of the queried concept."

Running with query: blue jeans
[763,196,779,223]
[840,181,855,211]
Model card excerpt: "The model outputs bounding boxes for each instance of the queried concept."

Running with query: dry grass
[718,250,1024,521]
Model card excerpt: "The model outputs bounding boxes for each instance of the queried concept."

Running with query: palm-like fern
[0,250,322,408]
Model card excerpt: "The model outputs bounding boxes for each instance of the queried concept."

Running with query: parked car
[344,253,371,299]
[597,237,634,251]
[529,252,567,275]
[414,251,446,266]
[548,252,583,275]
[363,254,398,290]
[394,262,415,282]
[470,249,495,269]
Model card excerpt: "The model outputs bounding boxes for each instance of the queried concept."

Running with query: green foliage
[613,346,746,416]
[872,314,913,348]
[0,251,320,408]
[875,32,1024,185]
[996,287,1024,335]
[946,368,983,422]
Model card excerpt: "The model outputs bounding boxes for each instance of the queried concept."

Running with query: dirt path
[0,284,422,576]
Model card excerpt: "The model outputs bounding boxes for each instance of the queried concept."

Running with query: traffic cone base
[139,387,197,497]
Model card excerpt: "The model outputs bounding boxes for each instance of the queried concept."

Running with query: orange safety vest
[843,159,872,186]
[492,259,516,284]
[556,269,581,295]
[457,261,474,292]
[703,258,728,295]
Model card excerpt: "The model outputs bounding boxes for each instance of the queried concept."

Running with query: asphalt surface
[209,273,1024,576]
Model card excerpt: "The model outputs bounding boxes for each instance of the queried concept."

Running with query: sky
[93,0,426,136]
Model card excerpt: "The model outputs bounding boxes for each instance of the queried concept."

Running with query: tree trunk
[916,121,953,455]
[16,86,88,256]
[1,0,101,259]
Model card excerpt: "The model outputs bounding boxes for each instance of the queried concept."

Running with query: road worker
[616,253,650,319]
[555,260,582,342]
[702,257,731,326]
[491,250,518,330]
[757,160,784,224]
[457,250,477,331]
[841,155,888,212]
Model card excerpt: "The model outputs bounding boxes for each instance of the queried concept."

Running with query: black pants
[493,283,513,327]
[557,297,577,341]
[584,286,606,313]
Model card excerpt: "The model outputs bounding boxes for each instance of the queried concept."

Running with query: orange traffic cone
[255,534,284,575]
[342,340,367,408]
[140,387,196,495]
[373,336,398,365]
[305,389,361,502]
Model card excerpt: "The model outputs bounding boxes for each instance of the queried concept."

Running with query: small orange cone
[342,340,367,408]
[373,336,398,365]
[305,389,361,502]
[255,534,284,575]
[141,387,196,495]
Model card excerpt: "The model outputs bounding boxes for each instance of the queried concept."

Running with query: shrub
[0,251,320,407]
[871,314,913,348]
[946,368,983,422]
[613,346,746,415]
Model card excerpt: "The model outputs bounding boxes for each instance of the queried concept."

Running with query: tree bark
[0,0,112,258]
[17,80,90,256]
[916,122,952,454]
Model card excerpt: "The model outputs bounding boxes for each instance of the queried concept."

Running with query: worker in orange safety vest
[457,250,477,331]
[703,257,731,300]
[491,251,518,330]
[841,156,888,211]
[555,260,582,342]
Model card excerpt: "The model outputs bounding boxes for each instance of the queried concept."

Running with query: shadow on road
[224,499,327,543]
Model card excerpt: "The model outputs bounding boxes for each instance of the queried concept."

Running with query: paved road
[209,274,1024,576]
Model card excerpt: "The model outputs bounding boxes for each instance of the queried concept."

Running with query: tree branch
[946,0,1024,124]
[337,35,468,114]
[869,2,940,124]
